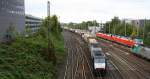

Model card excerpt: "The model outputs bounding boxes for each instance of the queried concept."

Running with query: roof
[25,14,43,20]
[92,49,105,57]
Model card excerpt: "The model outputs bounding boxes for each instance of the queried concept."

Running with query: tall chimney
[47,1,50,16]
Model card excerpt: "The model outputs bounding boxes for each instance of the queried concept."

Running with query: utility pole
[47,1,51,49]
[137,21,139,37]
[47,1,51,60]
[47,1,56,64]
[47,1,51,44]
[125,21,127,36]
[143,19,146,40]
[109,23,110,34]
[105,23,107,33]
[47,1,50,16]
[113,24,115,34]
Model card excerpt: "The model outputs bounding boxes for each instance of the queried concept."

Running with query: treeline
[104,17,150,46]
[66,20,99,30]
[104,17,136,37]
[65,17,150,46]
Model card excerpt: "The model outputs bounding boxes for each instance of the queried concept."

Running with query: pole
[109,23,110,34]
[125,22,126,36]
[47,1,56,64]
[143,19,146,40]
[47,1,51,52]
[95,26,96,34]
[47,1,50,39]
[137,27,138,37]
[47,1,52,61]
[47,1,50,16]
[47,1,50,42]
[137,21,139,37]
[114,24,115,34]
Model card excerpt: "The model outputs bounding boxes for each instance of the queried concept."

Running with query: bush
[0,33,65,79]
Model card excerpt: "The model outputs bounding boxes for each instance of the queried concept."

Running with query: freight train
[82,33,107,75]
[66,28,107,75]
[131,45,150,60]
[96,33,143,47]
[96,32,150,60]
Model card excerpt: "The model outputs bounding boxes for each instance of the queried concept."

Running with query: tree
[92,20,99,26]
[145,20,150,38]
[110,16,120,34]
[87,21,93,26]
[67,20,99,30]
[39,15,63,65]
[104,16,136,37]
[6,23,18,42]
[51,15,59,34]
[25,25,33,37]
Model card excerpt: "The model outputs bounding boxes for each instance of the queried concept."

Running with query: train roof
[92,50,105,58]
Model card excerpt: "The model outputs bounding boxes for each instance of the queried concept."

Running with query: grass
[0,32,65,79]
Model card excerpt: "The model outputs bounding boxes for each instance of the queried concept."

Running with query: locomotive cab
[91,50,107,76]
[94,57,106,72]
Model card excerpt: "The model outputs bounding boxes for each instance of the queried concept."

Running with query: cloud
[25,0,150,23]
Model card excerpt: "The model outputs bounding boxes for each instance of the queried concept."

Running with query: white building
[25,15,42,33]
[123,19,133,24]
[88,26,101,35]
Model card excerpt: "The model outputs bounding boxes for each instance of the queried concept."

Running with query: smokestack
[47,1,50,16]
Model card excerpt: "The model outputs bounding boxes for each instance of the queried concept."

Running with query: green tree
[51,15,60,34]
[87,21,93,26]
[39,15,63,65]
[6,24,19,42]
[92,20,99,26]
[110,16,120,34]
[145,20,150,38]
[67,20,99,30]
[104,16,136,37]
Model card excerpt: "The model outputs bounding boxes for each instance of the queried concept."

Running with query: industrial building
[132,20,145,28]
[0,0,25,42]
[25,15,42,33]
[123,19,146,28]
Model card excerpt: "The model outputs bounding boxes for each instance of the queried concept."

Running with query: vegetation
[104,17,134,36]
[66,16,150,46]
[0,15,65,79]
[144,20,150,46]
[67,20,99,30]
[104,17,150,46]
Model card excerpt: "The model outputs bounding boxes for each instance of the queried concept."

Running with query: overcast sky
[25,0,150,23]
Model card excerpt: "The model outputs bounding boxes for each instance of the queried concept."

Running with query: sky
[25,0,150,23]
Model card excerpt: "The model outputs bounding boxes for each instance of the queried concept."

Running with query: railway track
[74,33,105,79]
[97,38,150,79]
[63,30,95,79]
[63,30,125,79]
[74,33,95,79]
[63,30,150,79]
